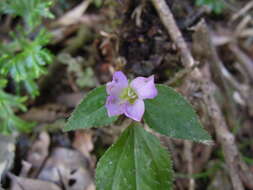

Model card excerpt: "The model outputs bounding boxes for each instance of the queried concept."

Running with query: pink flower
[105,71,158,121]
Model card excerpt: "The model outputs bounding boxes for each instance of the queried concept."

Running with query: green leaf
[0,0,54,30]
[93,0,103,8]
[196,0,224,14]
[64,86,117,131]
[144,85,211,142]
[0,29,53,97]
[96,123,173,190]
[0,86,34,135]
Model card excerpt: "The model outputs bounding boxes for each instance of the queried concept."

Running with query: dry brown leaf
[86,183,96,190]
[26,132,50,177]
[0,135,15,183]
[57,92,84,108]
[21,104,66,123]
[73,131,93,158]
[38,147,93,190]
[9,174,61,190]
[56,0,92,26]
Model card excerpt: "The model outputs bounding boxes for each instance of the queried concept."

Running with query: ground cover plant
[0,0,253,190]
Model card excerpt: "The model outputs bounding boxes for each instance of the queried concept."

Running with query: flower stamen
[120,87,138,104]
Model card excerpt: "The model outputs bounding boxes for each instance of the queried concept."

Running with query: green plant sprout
[0,29,53,97]
[64,71,212,190]
[0,79,34,135]
[196,0,224,14]
[0,0,54,134]
[0,0,54,30]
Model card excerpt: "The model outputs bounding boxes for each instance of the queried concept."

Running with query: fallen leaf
[38,147,94,190]
[0,135,15,183]
[26,132,50,177]
[9,174,61,190]
[56,0,92,26]
[73,131,93,158]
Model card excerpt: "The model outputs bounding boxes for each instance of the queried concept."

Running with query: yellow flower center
[120,87,138,104]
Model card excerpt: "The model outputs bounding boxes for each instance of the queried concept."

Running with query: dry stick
[165,66,195,85]
[150,0,194,69]
[229,44,253,82]
[192,20,253,189]
[150,1,196,188]
[194,19,253,117]
[194,21,253,189]
[231,1,253,21]
[220,61,253,113]
[192,21,238,131]
[183,141,195,190]
[150,0,246,189]
[201,81,245,190]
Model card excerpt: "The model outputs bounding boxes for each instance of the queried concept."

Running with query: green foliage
[0,0,54,30]
[196,0,224,14]
[64,86,118,131]
[59,53,96,88]
[92,0,103,8]
[76,67,96,88]
[0,29,53,97]
[96,123,173,190]
[144,85,211,142]
[65,81,211,189]
[0,80,34,135]
[0,0,54,134]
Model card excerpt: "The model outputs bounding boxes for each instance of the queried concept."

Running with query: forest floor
[1,0,253,189]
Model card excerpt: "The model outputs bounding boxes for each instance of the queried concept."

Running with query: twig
[228,44,253,82]
[201,81,244,190]
[228,44,253,115]
[193,20,253,189]
[54,0,92,26]
[192,20,238,130]
[183,141,195,190]
[165,65,196,85]
[131,3,145,27]
[238,28,253,37]
[180,6,210,29]
[150,1,248,189]
[150,0,194,69]
[7,173,27,190]
[234,15,251,35]
[231,1,253,21]
[220,64,240,90]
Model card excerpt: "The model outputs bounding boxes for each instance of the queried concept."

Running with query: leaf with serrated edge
[64,86,117,131]
[96,123,173,190]
[144,84,211,143]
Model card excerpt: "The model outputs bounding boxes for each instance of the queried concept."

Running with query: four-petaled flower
[105,71,158,121]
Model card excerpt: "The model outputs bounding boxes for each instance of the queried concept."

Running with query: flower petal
[124,99,145,121]
[105,95,125,117]
[130,75,157,99]
[106,71,128,96]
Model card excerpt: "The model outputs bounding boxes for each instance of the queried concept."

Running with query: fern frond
[0,79,34,135]
[0,0,54,29]
[196,0,224,14]
[0,30,53,97]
